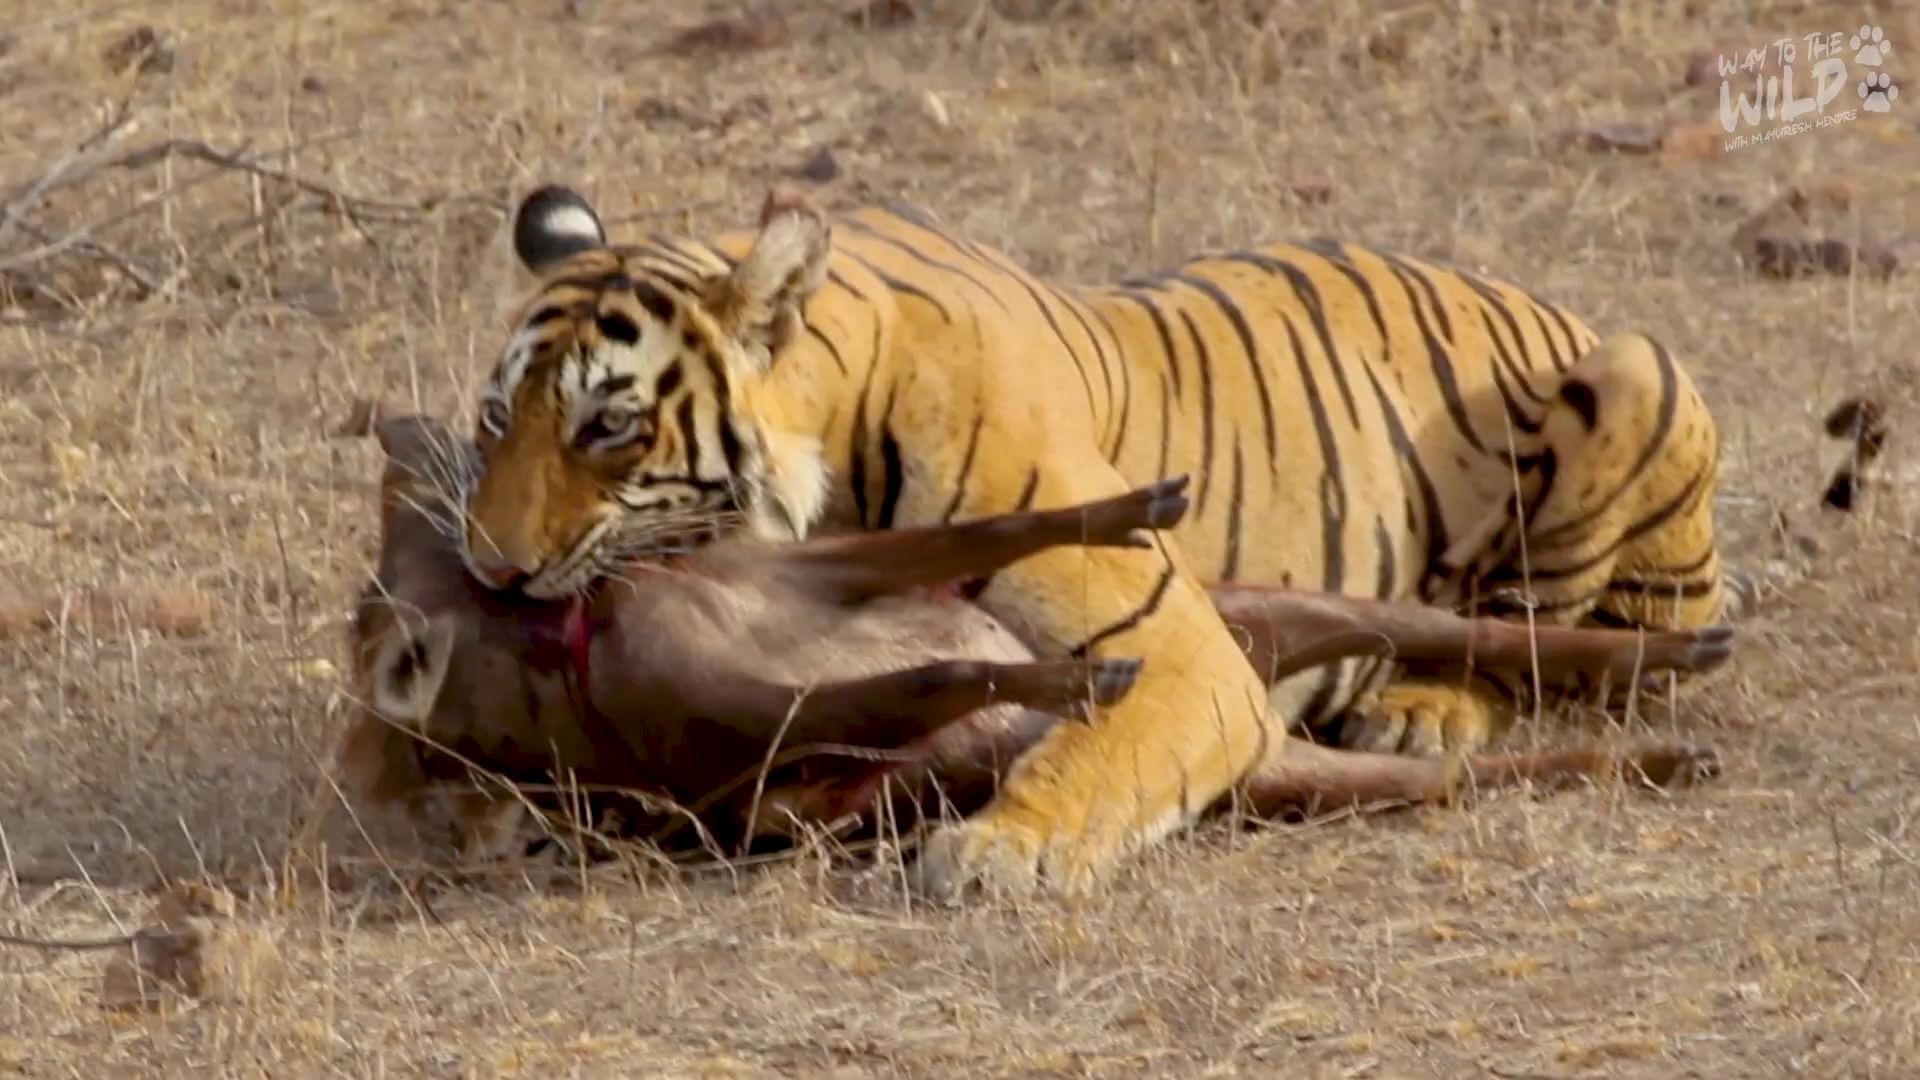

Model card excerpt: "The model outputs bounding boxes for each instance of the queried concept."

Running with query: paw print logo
[1851,24,1891,68]
[1859,71,1899,112]
[1851,25,1898,112]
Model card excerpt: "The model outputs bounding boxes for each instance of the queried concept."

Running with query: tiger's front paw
[907,809,1115,904]
[1340,681,1508,758]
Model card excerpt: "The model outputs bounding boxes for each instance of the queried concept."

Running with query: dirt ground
[2,0,1917,1075]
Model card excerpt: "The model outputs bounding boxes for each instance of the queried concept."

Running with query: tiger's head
[462,185,835,598]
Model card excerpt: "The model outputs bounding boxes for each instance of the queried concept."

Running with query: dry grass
[3,0,1918,1074]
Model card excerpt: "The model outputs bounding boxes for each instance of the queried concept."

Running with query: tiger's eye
[598,405,637,433]
[576,404,648,449]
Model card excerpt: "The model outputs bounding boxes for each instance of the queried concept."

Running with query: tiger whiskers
[395,425,482,546]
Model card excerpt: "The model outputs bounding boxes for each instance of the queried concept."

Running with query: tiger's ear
[707,186,831,372]
[513,184,608,274]
[369,614,458,726]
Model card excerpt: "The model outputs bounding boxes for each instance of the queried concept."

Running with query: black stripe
[839,217,1014,317]
[1478,320,1545,438]
[847,360,880,527]
[1382,254,1455,342]
[1013,468,1040,511]
[718,416,744,478]
[1534,338,1680,544]
[1154,370,1172,483]
[1298,663,1345,733]
[597,374,637,397]
[876,423,906,530]
[654,365,683,400]
[940,413,986,524]
[804,325,849,376]
[1526,295,1586,371]
[1458,273,1551,405]
[1583,606,1637,628]
[642,236,725,278]
[1274,312,1346,593]
[1489,458,1713,584]
[1630,545,1720,577]
[886,204,1027,281]
[826,267,865,299]
[1170,273,1279,471]
[1223,438,1245,581]
[539,278,621,306]
[1558,377,1598,431]
[1359,364,1449,596]
[1384,262,1486,455]
[1223,253,1360,430]
[1176,310,1219,517]
[1007,275,1099,421]
[1048,285,1119,456]
[1373,515,1397,599]
[595,311,641,346]
[843,251,953,322]
[674,395,699,475]
[1067,561,1176,659]
[708,341,739,478]
[878,201,948,234]
[1606,576,1718,598]
[1526,306,1568,374]
[629,280,677,323]
[1112,289,1184,403]
[1303,242,1389,357]
[1084,300,1133,464]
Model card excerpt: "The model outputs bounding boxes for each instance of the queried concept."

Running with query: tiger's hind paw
[1339,681,1508,759]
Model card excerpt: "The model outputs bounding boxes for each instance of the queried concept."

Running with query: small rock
[1746,236,1902,280]
[919,89,950,128]
[792,145,842,184]
[1732,183,1914,281]
[992,0,1067,20]
[1556,122,1664,155]
[848,0,915,28]
[1286,178,1334,205]
[633,97,708,127]
[659,12,789,55]
[101,26,172,76]
[299,73,326,94]
[1823,391,1900,522]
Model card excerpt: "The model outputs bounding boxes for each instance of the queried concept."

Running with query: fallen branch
[0,96,136,251]
[0,112,507,315]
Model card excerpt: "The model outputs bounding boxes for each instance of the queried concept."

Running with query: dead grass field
[2,0,1918,1074]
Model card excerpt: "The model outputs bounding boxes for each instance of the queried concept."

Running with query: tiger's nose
[471,561,530,591]
[466,539,534,590]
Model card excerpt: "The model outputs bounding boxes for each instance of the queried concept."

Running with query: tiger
[455,182,1728,899]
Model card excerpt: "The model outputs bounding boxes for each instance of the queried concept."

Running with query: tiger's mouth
[513,493,747,599]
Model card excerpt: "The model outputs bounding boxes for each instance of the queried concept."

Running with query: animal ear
[369,615,458,725]
[375,413,452,469]
[513,184,607,274]
[374,412,478,489]
[706,186,831,371]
